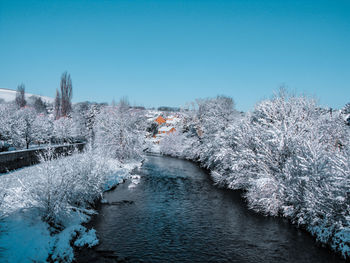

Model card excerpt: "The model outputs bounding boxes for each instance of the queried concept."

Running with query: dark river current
[77,154,345,263]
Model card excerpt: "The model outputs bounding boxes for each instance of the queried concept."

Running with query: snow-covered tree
[196,96,238,168]
[0,104,16,141]
[85,104,101,144]
[32,114,53,145]
[94,103,143,161]
[10,107,36,149]
[53,117,74,144]
[71,102,90,141]
[238,91,320,215]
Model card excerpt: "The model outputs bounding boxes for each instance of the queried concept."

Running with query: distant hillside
[0,88,54,104]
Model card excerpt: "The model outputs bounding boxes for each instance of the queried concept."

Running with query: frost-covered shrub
[165,90,350,258]
[179,123,202,161]
[232,91,320,215]
[94,106,143,161]
[159,131,185,157]
[245,176,284,216]
[13,149,101,225]
[196,96,238,169]
[0,144,142,262]
[0,147,129,226]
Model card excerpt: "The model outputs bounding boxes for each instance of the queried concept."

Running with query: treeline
[0,81,146,248]
[0,99,99,150]
[0,97,146,221]
[160,89,350,259]
[0,100,145,260]
[0,73,146,262]
[0,73,104,150]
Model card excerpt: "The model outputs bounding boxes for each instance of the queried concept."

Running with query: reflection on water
[77,155,345,263]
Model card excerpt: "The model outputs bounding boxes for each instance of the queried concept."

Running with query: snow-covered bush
[0,145,141,262]
[159,131,185,157]
[234,91,319,215]
[15,147,125,226]
[0,146,137,225]
[163,90,350,258]
[196,96,238,169]
[94,105,144,161]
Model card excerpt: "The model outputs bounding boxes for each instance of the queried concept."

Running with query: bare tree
[54,89,61,119]
[60,71,73,117]
[15,84,26,108]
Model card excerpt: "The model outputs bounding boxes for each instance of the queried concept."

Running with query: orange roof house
[155,115,166,125]
[158,126,176,134]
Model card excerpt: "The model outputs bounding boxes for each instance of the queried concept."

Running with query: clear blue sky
[0,0,349,111]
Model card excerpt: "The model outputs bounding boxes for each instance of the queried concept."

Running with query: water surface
[77,155,345,263]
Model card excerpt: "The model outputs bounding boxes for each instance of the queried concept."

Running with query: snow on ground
[0,210,52,262]
[74,228,99,248]
[49,212,95,262]
[104,160,142,191]
[0,88,54,104]
[0,209,102,262]
[0,152,142,262]
[128,175,141,189]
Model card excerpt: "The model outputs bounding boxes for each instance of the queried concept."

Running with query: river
[76,154,345,263]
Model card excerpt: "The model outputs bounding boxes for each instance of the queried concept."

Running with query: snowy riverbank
[0,150,142,262]
[158,93,350,259]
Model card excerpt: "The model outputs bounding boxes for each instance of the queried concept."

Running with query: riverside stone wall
[0,143,85,173]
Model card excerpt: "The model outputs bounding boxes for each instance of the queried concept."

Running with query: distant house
[158,126,176,134]
[196,127,203,137]
[165,116,180,126]
[155,115,166,125]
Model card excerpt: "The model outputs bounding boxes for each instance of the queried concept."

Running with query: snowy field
[0,88,54,103]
